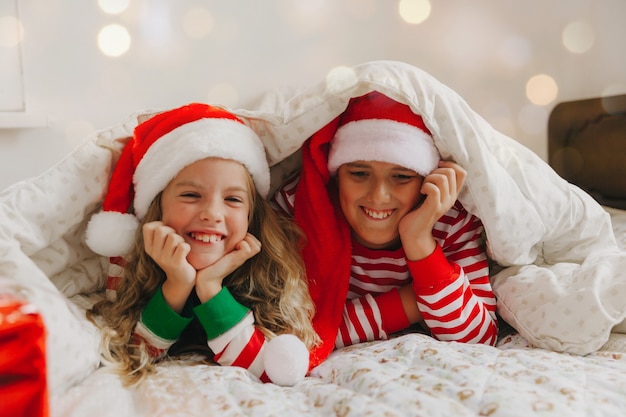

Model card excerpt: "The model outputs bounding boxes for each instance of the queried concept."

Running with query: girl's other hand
[195,233,262,303]
[143,221,195,312]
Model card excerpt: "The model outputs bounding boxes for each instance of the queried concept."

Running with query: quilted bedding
[53,331,626,417]
[2,60,626,417]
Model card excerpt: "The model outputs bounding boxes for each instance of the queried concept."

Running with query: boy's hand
[195,233,262,303]
[399,161,467,261]
[143,221,195,313]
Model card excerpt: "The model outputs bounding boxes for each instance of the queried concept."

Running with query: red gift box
[0,295,48,417]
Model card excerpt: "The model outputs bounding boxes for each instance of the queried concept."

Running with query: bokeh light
[562,21,595,54]
[525,74,558,106]
[398,0,431,25]
[182,7,214,39]
[0,16,23,47]
[602,84,626,98]
[98,0,129,15]
[97,24,131,57]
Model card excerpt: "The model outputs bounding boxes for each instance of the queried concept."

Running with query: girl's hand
[195,233,262,303]
[143,221,195,312]
[399,161,467,261]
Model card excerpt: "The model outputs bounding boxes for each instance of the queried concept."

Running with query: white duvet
[1,60,626,417]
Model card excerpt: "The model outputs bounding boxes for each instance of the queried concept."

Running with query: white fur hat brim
[133,118,270,219]
[328,119,439,176]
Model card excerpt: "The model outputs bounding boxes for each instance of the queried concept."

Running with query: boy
[272,91,498,367]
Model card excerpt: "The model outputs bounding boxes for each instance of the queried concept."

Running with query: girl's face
[336,160,424,250]
[160,157,252,270]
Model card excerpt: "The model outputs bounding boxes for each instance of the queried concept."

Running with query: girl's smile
[189,231,224,243]
[160,157,252,270]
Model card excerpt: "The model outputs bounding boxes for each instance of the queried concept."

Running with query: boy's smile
[336,160,424,250]
[362,207,395,220]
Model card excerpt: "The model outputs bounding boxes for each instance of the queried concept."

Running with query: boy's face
[336,160,424,250]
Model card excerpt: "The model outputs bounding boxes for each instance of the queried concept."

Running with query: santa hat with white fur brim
[328,92,439,176]
[86,103,270,258]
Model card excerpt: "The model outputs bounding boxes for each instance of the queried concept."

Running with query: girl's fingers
[235,233,262,259]
[143,221,187,261]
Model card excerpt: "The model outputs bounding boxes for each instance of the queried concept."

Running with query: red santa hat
[85,103,270,258]
[328,91,438,176]
[299,91,440,368]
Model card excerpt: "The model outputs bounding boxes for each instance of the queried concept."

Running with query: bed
[2,61,626,417]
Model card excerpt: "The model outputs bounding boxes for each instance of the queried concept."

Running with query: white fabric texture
[0,113,139,396]
[235,60,626,354]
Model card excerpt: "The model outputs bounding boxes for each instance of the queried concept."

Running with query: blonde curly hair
[89,171,319,385]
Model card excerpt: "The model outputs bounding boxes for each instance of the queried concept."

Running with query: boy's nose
[369,180,391,203]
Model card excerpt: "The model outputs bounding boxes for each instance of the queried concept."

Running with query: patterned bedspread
[53,330,626,417]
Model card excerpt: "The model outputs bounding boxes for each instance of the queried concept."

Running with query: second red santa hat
[328,90,439,176]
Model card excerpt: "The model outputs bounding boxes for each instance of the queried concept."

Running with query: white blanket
[1,61,626,413]
[238,60,626,354]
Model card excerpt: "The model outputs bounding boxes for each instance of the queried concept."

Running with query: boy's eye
[394,174,416,181]
[348,170,369,178]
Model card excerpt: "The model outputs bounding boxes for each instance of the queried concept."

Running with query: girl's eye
[225,196,244,204]
[181,192,201,198]
[348,170,369,178]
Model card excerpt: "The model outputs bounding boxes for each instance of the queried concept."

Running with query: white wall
[1,0,625,191]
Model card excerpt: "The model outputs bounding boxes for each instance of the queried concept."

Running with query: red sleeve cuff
[408,245,457,291]
[375,288,410,335]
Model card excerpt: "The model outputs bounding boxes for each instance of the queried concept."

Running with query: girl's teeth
[192,233,221,242]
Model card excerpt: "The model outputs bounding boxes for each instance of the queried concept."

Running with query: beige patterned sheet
[54,329,626,417]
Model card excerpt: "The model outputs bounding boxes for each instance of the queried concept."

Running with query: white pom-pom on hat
[85,211,139,257]
[263,334,310,386]
[85,103,270,258]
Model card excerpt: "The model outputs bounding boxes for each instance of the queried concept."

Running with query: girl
[272,91,498,367]
[86,103,318,386]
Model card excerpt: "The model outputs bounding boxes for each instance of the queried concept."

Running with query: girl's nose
[200,202,223,222]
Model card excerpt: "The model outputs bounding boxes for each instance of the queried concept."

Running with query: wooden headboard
[548,94,626,209]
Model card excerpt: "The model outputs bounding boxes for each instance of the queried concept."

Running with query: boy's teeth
[364,208,392,219]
